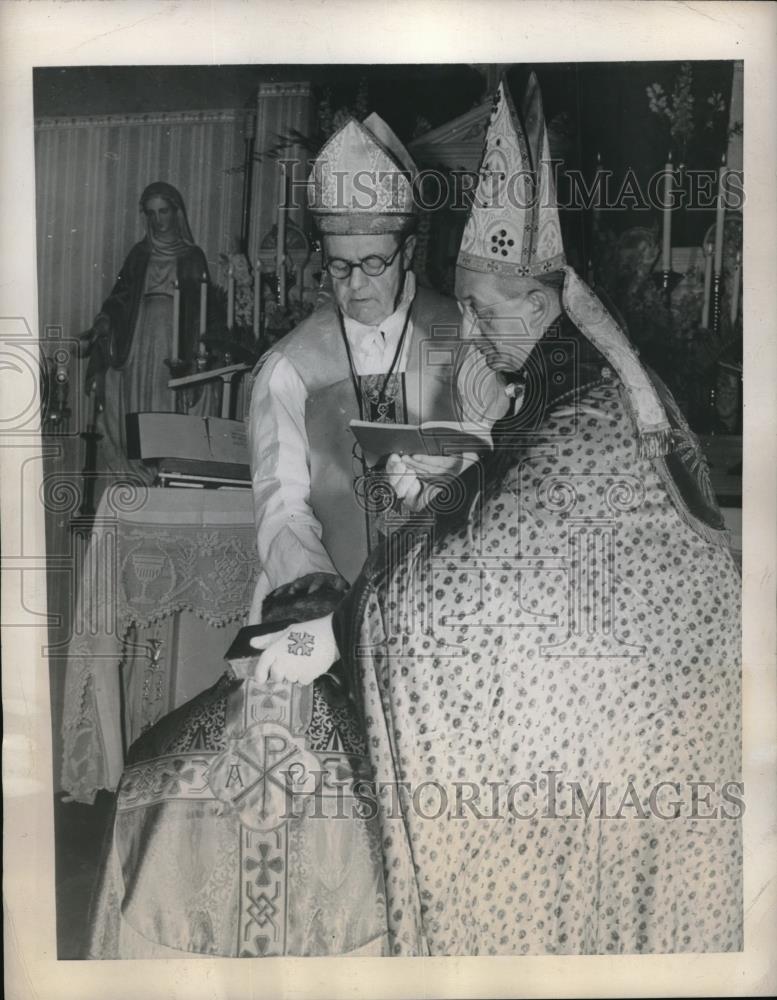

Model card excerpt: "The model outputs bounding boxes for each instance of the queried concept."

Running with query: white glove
[402,452,477,478]
[249,613,339,685]
[385,453,425,510]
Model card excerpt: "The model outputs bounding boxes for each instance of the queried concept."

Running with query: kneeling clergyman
[85,112,505,958]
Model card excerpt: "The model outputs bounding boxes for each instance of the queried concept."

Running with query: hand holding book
[385,451,478,513]
[350,418,487,512]
[401,452,477,478]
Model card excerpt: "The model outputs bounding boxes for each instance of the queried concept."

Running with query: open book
[349,418,492,458]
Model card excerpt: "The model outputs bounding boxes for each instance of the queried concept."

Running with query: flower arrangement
[262,299,315,342]
[192,251,262,365]
[210,250,316,353]
[646,63,695,158]
[219,252,254,329]
[646,62,734,162]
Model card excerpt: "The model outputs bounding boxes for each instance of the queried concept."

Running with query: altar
[61,486,258,803]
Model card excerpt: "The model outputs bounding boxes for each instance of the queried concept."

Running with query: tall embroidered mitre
[457,74,673,457]
[308,113,418,234]
[457,76,564,277]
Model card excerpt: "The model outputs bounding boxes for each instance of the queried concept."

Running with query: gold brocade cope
[104,666,389,957]
[340,374,741,956]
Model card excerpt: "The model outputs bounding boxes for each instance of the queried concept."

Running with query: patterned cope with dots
[342,374,742,956]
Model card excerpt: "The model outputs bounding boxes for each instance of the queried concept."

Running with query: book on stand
[126,412,250,487]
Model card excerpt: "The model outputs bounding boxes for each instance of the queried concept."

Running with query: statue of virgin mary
[84,181,216,482]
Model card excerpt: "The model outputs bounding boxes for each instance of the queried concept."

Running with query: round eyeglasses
[324,242,404,280]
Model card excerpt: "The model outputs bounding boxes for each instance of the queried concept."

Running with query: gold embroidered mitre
[457,77,565,276]
[308,113,417,234]
[521,71,566,275]
[457,74,673,457]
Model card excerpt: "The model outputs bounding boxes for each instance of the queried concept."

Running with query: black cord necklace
[337,301,414,421]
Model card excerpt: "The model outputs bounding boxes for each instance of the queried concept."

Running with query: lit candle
[253,260,261,338]
[171,280,180,360]
[730,249,742,326]
[277,162,287,308]
[227,262,235,330]
[713,154,727,275]
[199,272,207,335]
[661,153,673,274]
[701,242,713,329]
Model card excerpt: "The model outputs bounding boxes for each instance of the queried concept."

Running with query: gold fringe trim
[637,428,676,460]
[654,454,735,552]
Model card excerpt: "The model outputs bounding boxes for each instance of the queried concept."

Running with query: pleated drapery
[34,108,246,411]
[34,109,247,791]
[248,82,315,262]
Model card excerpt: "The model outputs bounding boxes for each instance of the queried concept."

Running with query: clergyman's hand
[249,613,339,685]
[385,453,425,510]
[402,452,477,478]
[386,452,478,513]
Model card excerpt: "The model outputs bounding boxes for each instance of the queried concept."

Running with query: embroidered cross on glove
[249,614,339,686]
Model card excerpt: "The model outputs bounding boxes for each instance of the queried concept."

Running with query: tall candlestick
[171,280,180,361]
[277,163,287,309]
[279,255,287,309]
[253,260,262,339]
[661,153,673,274]
[710,155,727,335]
[701,242,713,329]
[227,263,235,330]
[199,272,207,335]
[713,154,727,276]
[730,249,741,326]
[592,152,603,233]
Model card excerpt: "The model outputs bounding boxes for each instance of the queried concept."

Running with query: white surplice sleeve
[248,352,338,591]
